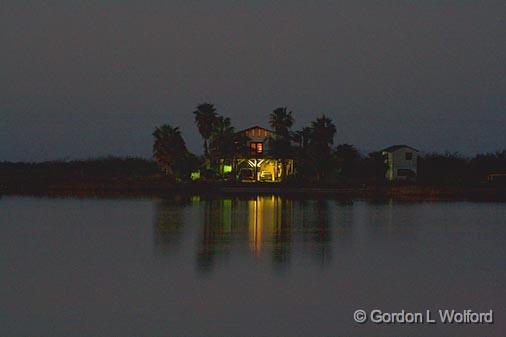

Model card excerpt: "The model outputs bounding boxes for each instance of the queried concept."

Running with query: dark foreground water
[1,195,505,337]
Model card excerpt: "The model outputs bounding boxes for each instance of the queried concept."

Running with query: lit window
[250,142,263,154]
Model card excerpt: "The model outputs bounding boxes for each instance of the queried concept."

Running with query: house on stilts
[219,126,295,182]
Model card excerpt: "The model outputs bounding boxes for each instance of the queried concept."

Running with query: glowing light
[249,142,264,154]
[223,164,232,174]
[190,170,200,181]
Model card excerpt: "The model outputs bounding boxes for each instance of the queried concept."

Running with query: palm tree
[310,115,336,149]
[292,127,312,149]
[152,124,189,180]
[268,107,295,180]
[207,116,250,178]
[301,127,312,148]
[208,116,235,161]
[269,107,294,139]
[232,132,250,157]
[193,103,218,157]
[308,115,337,182]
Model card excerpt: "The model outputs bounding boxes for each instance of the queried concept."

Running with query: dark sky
[1,1,505,161]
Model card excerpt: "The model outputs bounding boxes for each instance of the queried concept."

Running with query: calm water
[1,195,505,337]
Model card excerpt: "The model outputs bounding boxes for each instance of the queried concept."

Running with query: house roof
[236,125,274,134]
[381,144,420,153]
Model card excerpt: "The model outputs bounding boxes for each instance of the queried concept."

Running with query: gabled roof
[236,125,274,134]
[381,145,419,153]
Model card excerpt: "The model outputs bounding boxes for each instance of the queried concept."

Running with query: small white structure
[381,145,419,181]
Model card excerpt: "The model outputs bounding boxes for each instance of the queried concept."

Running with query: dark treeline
[419,151,506,185]
[0,156,159,187]
[322,150,506,185]
[2,150,505,189]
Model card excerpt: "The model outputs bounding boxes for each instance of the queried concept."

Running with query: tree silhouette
[309,115,336,150]
[269,107,294,139]
[209,116,235,161]
[152,124,195,181]
[334,144,361,178]
[207,116,250,177]
[292,127,312,149]
[269,107,295,179]
[307,115,337,182]
[193,103,218,158]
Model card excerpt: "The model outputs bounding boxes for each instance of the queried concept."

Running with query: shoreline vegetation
[1,157,505,201]
[2,104,505,200]
[149,103,506,192]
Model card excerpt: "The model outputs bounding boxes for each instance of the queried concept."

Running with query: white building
[381,145,419,181]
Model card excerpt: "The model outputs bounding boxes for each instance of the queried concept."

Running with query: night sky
[1,1,505,162]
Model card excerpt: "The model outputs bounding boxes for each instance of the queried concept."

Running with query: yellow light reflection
[248,196,283,256]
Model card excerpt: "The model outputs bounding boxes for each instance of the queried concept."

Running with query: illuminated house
[223,126,294,182]
[381,145,419,181]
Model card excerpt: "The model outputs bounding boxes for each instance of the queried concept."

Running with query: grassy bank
[1,157,505,200]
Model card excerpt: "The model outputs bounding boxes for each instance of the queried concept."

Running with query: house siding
[384,147,418,181]
[242,127,274,154]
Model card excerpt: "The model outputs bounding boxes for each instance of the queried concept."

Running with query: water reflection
[153,196,191,257]
[154,195,341,272]
[197,198,235,272]
[365,199,420,237]
[2,197,504,337]
[300,200,333,266]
